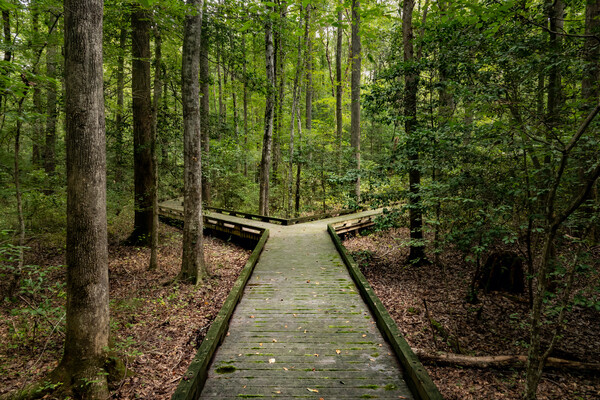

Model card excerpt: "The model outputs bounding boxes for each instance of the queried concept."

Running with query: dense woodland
[0,0,599,398]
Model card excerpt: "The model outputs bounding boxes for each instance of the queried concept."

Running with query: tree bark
[336,3,343,167]
[259,2,275,216]
[57,1,110,396]
[115,23,127,181]
[583,0,600,102]
[200,10,211,206]
[44,22,58,175]
[403,0,427,265]
[31,6,42,166]
[149,23,162,271]
[129,5,155,246]
[305,4,313,134]
[350,0,361,202]
[242,34,249,177]
[180,0,207,284]
[413,349,600,372]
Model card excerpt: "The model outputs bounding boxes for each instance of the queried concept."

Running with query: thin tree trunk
[350,0,361,202]
[294,108,302,215]
[10,97,26,299]
[129,5,155,245]
[287,25,304,217]
[56,1,109,396]
[180,0,207,284]
[0,10,11,111]
[217,43,224,138]
[336,4,343,167]
[115,23,127,181]
[259,3,275,216]
[242,34,249,177]
[149,23,162,271]
[31,6,42,166]
[44,25,58,175]
[305,4,313,134]
[200,10,211,205]
[403,0,426,265]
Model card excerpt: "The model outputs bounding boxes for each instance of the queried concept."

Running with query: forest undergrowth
[0,223,250,399]
[345,228,600,400]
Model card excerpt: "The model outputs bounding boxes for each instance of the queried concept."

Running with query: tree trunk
[413,349,600,372]
[57,1,110,396]
[259,3,275,216]
[0,10,11,111]
[294,108,302,215]
[31,7,42,166]
[305,4,312,134]
[403,0,426,265]
[115,23,127,181]
[287,23,304,217]
[336,4,343,167]
[44,23,58,175]
[242,34,249,177]
[350,0,361,202]
[149,23,162,271]
[200,11,211,206]
[129,5,155,246]
[180,0,207,284]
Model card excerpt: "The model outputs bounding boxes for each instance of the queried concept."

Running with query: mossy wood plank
[328,224,444,400]
[171,229,269,400]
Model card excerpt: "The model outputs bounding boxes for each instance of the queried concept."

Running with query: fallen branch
[413,349,600,372]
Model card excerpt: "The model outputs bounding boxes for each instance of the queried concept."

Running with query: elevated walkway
[159,200,441,400]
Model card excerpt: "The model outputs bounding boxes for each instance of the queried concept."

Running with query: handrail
[171,229,270,400]
[327,224,443,400]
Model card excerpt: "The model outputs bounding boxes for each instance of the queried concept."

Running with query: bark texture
[403,0,426,265]
[200,12,211,206]
[130,6,154,245]
[180,0,207,284]
[350,0,361,202]
[259,3,275,216]
[59,0,110,396]
[336,4,343,164]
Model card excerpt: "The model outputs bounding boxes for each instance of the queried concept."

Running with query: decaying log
[413,349,600,372]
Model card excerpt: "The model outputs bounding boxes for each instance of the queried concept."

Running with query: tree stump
[478,251,525,294]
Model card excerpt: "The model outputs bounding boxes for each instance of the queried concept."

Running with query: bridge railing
[159,204,266,243]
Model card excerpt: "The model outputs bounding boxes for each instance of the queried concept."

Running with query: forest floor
[344,228,600,400]
[0,223,251,399]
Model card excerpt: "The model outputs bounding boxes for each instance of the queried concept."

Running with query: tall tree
[403,0,426,265]
[149,22,162,271]
[200,9,211,206]
[129,4,155,245]
[258,1,275,216]
[350,0,361,202]
[336,1,343,165]
[180,0,208,284]
[44,16,58,175]
[115,20,127,181]
[54,0,110,396]
[305,4,312,134]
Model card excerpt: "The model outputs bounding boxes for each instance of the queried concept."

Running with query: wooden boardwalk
[161,202,423,399]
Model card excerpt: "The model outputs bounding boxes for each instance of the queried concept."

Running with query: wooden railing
[159,204,265,243]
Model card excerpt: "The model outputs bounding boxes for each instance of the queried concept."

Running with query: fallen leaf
[283,367,288,371]
[362,334,367,337]
[250,315,255,319]
[307,388,319,393]
[272,339,277,342]
[269,358,276,364]
[336,349,341,354]
[314,353,319,357]
[259,343,263,346]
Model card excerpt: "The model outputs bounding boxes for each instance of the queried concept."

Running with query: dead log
[413,348,600,372]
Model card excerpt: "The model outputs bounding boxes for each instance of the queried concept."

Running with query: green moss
[370,353,379,357]
[384,384,397,391]
[216,365,236,374]
[359,384,379,389]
